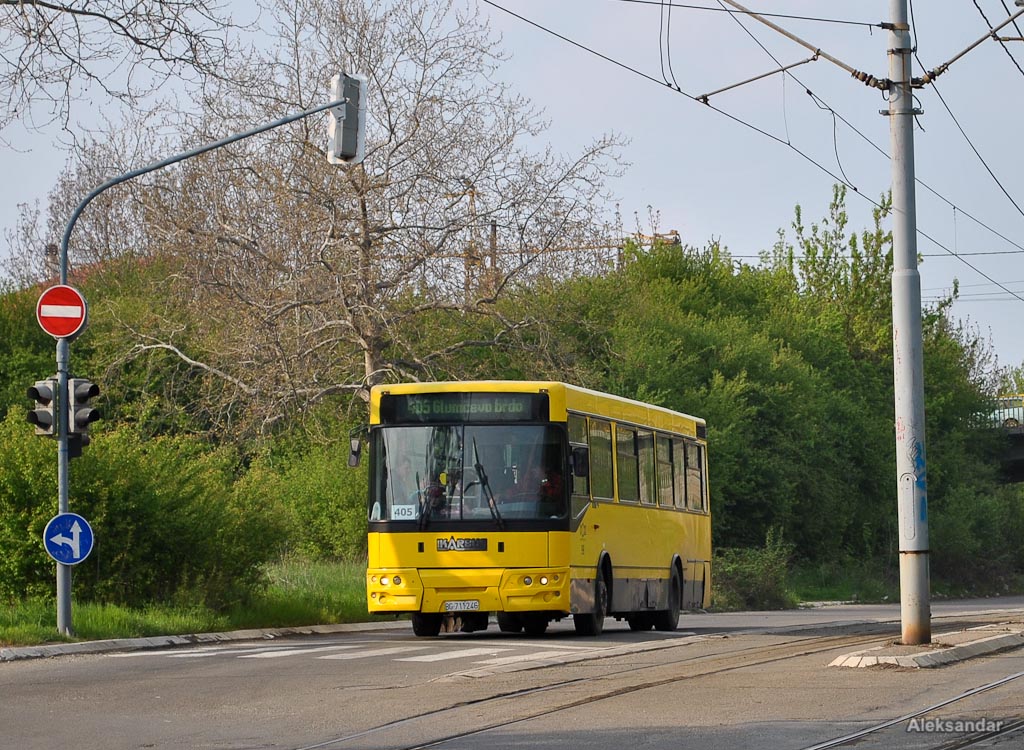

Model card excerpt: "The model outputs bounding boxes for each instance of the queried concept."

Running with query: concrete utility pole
[887,0,930,645]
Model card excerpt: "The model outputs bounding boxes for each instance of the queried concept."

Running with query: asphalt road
[3,597,1023,749]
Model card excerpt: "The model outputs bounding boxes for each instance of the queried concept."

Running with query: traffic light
[26,379,58,436]
[326,72,366,165]
[68,378,101,442]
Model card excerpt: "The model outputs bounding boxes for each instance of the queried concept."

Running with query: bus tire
[653,568,681,632]
[627,614,653,631]
[497,612,524,633]
[574,576,608,636]
[522,614,549,636]
[411,613,443,637]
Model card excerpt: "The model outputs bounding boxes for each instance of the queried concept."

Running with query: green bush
[0,413,289,609]
[241,441,369,561]
[712,530,797,610]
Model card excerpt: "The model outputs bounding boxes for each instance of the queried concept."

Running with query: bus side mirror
[571,446,589,478]
[348,437,363,468]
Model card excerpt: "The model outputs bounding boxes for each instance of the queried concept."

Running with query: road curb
[0,619,410,662]
[829,627,1024,669]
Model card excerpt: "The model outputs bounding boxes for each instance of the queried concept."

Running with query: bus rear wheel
[411,613,443,637]
[627,614,653,631]
[574,576,608,636]
[652,568,681,632]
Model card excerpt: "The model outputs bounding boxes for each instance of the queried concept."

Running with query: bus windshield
[370,424,567,524]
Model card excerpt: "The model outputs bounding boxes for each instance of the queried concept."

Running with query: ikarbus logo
[437,536,488,552]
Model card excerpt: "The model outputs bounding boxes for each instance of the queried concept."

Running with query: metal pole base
[899,550,931,645]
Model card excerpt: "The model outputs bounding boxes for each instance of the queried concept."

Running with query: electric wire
[1000,0,1024,43]
[661,0,683,90]
[480,0,1024,305]
[709,0,1024,294]
[973,0,1024,79]
[609,0,882,29]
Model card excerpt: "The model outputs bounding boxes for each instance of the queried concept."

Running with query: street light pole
[887,0,931,645]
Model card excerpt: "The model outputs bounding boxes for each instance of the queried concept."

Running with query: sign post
[35,284,89,636]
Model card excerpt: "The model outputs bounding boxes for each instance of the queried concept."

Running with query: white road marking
[239,645,362,658]
[318,646,431,660]
[471,650,582,665]
[395,647,513,662]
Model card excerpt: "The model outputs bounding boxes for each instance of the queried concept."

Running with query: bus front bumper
[367,567,570,614]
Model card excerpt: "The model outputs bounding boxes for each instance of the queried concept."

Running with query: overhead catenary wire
[973,0,1024,79]
[609,0,882,30]
[480,0,1024,305]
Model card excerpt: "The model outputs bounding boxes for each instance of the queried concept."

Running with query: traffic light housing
[27,379,58,436]
[68,378,101,443]
[327,73,366,165]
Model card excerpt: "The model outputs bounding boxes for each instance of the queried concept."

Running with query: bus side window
[686,442,705,511]
[568,415,590,497]
[656,434,674,507]
[638,430,656,505]
[589,419,614,501]
[616,425,639,503]
[672,439,687,509]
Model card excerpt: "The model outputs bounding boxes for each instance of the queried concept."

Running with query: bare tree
[14,0,623,438]
[0,0,239,132]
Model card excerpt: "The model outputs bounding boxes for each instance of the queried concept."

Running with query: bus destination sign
[381,392,548,424]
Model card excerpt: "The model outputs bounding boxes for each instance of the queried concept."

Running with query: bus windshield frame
[369,422,569,530]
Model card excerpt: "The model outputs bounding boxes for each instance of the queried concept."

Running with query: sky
[2,0,1023,372]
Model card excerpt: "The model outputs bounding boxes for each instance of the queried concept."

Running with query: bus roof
[369,381,706,436]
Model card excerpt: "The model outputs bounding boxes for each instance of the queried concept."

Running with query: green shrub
[712,530,797,610]
[241,441,369,561]
[0,413,289,609]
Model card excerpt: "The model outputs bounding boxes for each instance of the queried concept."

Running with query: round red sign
[36,285,88,339]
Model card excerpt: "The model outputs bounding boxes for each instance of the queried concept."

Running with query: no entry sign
[36,285,88,339]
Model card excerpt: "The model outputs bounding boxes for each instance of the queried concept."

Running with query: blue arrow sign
[43,513,94,565]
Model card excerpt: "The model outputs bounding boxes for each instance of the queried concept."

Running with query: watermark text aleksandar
[907,717,1004,733]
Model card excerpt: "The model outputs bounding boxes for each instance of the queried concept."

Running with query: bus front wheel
[497,612,524,633]
[411,612,443,637]
[574,576,608,636]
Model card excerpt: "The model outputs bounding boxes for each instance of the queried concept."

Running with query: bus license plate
[444,600,480,612]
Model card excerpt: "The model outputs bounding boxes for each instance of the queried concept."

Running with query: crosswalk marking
[239,645,362,659]
[165,646,296,658]
[318,646,431,660]
[470,650,581,666]
[395,647,514,662]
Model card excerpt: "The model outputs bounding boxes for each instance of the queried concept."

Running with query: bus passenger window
[568,415,590,499]
[673,440,687,509]
[656,435,674,507]
[686,443,705,511]
[589,419,614,500]
[638,430,656,505]
[616,426,639,503]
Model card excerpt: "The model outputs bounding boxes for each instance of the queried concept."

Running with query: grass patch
[788,558,898,604]
[0,557,371,647]
[226,557,370,629]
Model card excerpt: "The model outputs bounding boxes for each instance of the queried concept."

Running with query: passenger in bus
[393,456,423,502]
[516,463,566,518]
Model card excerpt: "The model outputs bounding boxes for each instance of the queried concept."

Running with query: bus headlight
[540,576,549,585]
[381,576,390,586]
[523,576,533,586]
[392,575,402,586]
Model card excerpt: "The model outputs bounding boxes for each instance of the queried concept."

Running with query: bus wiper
[472,438,504,531]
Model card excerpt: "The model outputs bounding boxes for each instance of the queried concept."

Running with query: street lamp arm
[58,97,347,284]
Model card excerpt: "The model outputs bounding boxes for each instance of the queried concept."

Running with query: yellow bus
[358,381,711,636]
